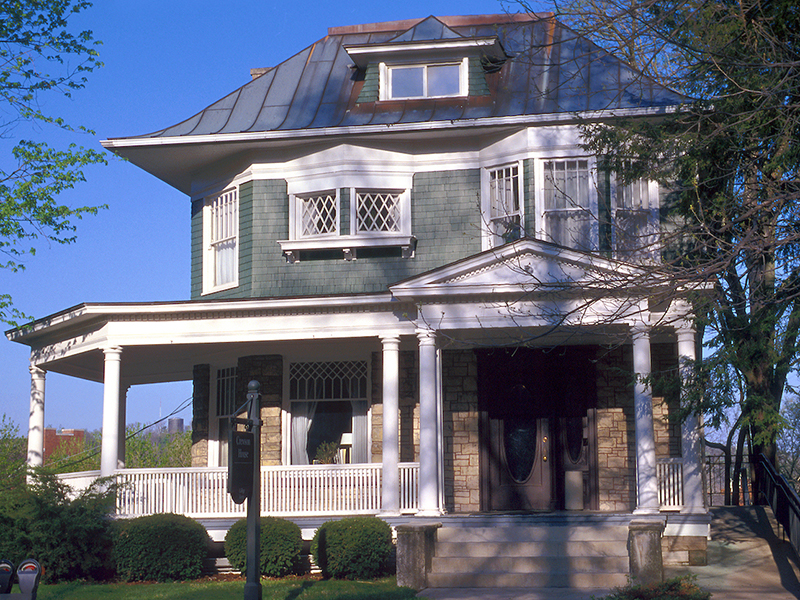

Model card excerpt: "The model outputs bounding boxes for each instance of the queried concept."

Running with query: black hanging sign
[228,424,255,505]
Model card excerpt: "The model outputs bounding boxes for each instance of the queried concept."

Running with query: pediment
[390,238,642,299]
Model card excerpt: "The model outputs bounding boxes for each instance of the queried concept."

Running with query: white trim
[202,187,239,295]
[380,58,468,101]
[481,160,525,251]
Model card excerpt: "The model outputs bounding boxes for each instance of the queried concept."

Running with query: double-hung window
[213,366,237,467]
[289,361,369,465]
[543,160,596,250]
[204,188,238,293]
[488,165,522,247]
[613,171,658,260]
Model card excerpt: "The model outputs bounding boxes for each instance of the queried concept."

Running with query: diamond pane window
[356,190,402,233]
[298,191,338,237]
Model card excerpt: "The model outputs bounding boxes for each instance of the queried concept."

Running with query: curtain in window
[291,401,317,464]
[350,400,368,464]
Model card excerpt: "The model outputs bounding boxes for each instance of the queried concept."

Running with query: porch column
[101,347,123,477]
[381,336,401,515]
[632,325,659,513]
[417,329,440,515]
[118,385,130,468]
[678,324,705,512]
[27,366,46,468]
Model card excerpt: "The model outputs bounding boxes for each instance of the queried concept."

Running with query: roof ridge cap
[328,13,548,36]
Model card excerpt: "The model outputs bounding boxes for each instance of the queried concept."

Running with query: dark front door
[478,347,598,512]
[487,383,553,510]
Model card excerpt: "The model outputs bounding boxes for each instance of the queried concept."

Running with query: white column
[101,347,123,477]
[632,325,659,513]
[118,385,130,468]
[27,366,46,468]
[417,329,440,515]
[381,336,401,515]
[678,324,705,512]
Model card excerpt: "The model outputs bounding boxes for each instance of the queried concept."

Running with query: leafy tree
[778,396,800,492]
[0,0,107,324]
[0,413,26,489]
[125,423,191,469]
[526,0,800,468]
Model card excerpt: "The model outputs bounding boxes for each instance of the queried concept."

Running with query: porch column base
[415,509,442,517]
[396,523,441,590]
[628,517,666,586]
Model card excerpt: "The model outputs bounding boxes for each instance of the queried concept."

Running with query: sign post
[226,380,262,600]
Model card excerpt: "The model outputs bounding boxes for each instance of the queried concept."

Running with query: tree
[0,414,26,489]
[0,0,107,324]
[778,396,800,492]
[524,0,800,469]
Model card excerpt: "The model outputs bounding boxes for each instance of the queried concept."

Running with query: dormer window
[381,59,467,100]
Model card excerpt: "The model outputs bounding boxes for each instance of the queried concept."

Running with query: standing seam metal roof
[126,14,684,141]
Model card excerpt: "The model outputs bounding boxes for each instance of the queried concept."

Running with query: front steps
[426,522,630,588]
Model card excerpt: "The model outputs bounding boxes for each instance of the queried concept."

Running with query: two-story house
[7,14,709,588]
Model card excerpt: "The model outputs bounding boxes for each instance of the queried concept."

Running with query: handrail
[756,453,800,558]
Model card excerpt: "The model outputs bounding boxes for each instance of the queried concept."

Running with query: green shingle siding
[468,58,490,96]
[356,63,380,103]
[196,169,482,299]
[523,158,536,238]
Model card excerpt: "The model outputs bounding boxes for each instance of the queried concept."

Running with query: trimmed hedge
[224,517,303,577]
[114,513,210,581]
[311,516,392,580]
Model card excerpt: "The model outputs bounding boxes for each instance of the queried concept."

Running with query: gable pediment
[390,238,642,300]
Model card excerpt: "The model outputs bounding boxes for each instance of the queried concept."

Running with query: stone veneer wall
[191,364,210,467]
[595,345,637,511]
[441,349,481,513]
[651,342,681,458]
[370,351,419,463]
[236,355,283,466]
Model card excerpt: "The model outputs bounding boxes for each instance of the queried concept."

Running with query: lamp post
[243,380,262,600]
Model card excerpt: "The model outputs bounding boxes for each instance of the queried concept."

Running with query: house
[7,13,709,588]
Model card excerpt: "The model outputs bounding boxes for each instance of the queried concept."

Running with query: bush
[0,470,116,583]
[224,517,303,577]
[599,576,710,600]
[114,513,209,581]
[311,516,392,580]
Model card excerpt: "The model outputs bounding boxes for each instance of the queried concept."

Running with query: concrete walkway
[418,506,800,599]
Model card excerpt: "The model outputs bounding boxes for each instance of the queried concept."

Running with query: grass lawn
[33,576,420,600]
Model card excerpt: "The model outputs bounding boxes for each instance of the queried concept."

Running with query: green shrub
[0,470,116,583]
[311,516,392,580]
[599,576,710,600]
[114,513,209,581]
[224,517,303,577]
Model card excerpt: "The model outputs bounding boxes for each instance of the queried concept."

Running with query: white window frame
[481,162,525,250]
[379,58,469,100]
[202,187,239,295]
[284,359,371,465]
[290,189,340,240]
[610,171,659,260]
[351,188,411,237]
[280,186,415,262]
[538,157,600,252]
[208,365,237,468]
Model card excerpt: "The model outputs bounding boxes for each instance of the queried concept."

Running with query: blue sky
[1,0,540,434]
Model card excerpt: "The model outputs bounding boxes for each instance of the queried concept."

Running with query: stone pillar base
[628,517,666,585]
[396,523,441,590]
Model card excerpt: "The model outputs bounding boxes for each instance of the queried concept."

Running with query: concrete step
[426,571,630,589]
[436,525,629,543]
[431,555,629,573]
[434,540,627,558]
[428,525,630,589]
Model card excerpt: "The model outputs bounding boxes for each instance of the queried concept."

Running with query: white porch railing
[657,458,684,510]
[111,463,420,519]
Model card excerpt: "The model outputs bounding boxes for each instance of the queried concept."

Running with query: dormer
[344,16,507,103]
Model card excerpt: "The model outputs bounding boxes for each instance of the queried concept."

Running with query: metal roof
[118,14,684,141]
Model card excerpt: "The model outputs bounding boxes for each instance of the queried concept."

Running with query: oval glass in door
[503,417,538,482]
